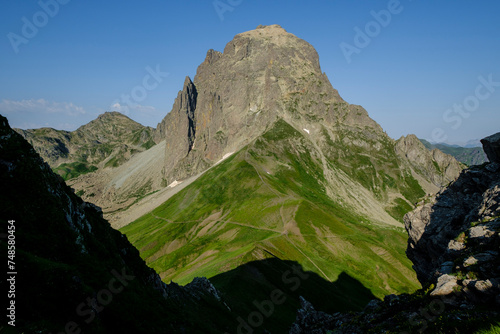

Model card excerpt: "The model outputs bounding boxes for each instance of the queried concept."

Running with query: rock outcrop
[395,134,464,188]
[481,132,500,163]
[405,132,500,306]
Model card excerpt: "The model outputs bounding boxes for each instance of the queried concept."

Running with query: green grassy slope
[122,120,421,316]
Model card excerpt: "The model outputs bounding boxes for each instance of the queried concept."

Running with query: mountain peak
[256,24,284,30]
[237,24,289,39]
[98,111,124,119]
[225,24,319,68]
[157,25,384,183]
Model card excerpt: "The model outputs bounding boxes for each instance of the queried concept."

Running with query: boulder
[481,132,500,163]
[431,274,459,297]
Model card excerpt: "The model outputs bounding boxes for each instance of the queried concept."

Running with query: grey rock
[156,25,357,184]
[439,261,455,275]
[464,256,479,267]
[472,279,495,295]
[474,251,498,264]
[289,296,339,334]
[448,239,466,251]
[486,162,500,173]
[363,299,382,312]
[384,294,399,305]
[405,138,500,305]
[481,132,500,163]
[184,277,222,302]
[431,274,459,297]
[395,134,462,188]
[470,225,490,238]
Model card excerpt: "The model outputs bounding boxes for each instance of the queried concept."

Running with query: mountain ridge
[419,138,488,166]
[15,111,156,180]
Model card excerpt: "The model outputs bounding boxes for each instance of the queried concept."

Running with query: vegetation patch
[53,161,98,180]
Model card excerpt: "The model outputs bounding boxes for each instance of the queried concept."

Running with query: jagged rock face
[481,132,500,163]
[289,297,339,334]
[157,24,382,183]
[395,134,463,188]
[405,133,500,305]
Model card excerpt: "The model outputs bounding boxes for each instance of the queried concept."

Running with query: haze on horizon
[0,0,499,145]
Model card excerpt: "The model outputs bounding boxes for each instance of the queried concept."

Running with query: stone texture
[430,274,459,297]
[156,24,384,184]
[404,132,500,305]
[289,297,339,334]
[395,134,463,187]
[155,76,200,181]
[481,132,500,163]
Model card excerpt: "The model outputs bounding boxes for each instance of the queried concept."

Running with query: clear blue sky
[1,0,499,145]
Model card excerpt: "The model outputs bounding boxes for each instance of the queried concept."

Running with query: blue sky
[0,0,499,144]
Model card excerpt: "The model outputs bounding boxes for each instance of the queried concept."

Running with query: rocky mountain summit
[156,24,379,184]
[2,24,496,333]
[406,131,500,305]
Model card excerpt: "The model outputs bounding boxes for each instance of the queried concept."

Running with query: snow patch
[215,151,235,165]
[168,180,182,188]
[303,128,310,134]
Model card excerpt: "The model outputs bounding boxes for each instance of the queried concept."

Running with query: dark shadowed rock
[404,133,500,305]
[481,132,500,163]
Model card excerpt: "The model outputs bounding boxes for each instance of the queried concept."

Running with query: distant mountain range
[419,138,488,166]
[15,111,156,180]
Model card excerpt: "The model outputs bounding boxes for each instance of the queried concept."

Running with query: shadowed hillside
[210,258,376,333]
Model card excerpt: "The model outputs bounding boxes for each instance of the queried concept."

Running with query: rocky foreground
[290,132,500,333]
